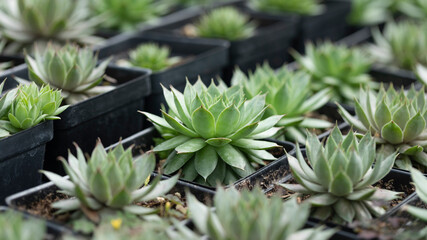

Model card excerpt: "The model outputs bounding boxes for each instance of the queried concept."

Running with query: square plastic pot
[0,121,53,204]
[5,173,215,236]
[145,4,298,83]
[107,127,296,191]
[2,65,151,176]
[97,33,229,115]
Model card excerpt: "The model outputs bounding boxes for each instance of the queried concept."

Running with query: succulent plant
[187,186,336,240]
[6,83,66,131]
[347,0,393,25]
[0,0,102,54]
[366,21,427,70]
[281,126,400,223]
[292,42,375,104]
[90,0,171,31]
[231,63,332,143]
[140,79,283,186]
[249,0,324,16]
[0,210,46,240]
[398,0,427,19]
[194,7,256,41]
[20,44,112,105]
[127,43,181,72]
[0,82,67,138]
[406,168,427,221]
[338,84,427,171]
[41,141,179,221]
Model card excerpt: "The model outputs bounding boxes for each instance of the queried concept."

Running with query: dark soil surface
[16,190,188,226]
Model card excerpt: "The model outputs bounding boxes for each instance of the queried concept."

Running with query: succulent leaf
[282,126,399,223]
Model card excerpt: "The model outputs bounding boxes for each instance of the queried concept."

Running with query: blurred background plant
[89,0,172,31]
[292,41,375,104]
[192,7,256,41]
[118,43,181,72]
[249,0,324,16]
[365,20,427,70]
[0,209,46,240]
[0,0,103,54]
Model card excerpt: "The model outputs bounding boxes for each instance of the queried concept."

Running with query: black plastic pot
[0,121,53,204]
[97,33,229,115]
[145,4,298,83]
[240,0,352,53]
[0,55,25,74]
[2,65,151,176]
[108,127,296,191]
[5,174,215,236]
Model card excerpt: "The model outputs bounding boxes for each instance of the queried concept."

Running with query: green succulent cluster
[366,21,427,70]
[22,44,112,105]
[187,187,336,240]
[396,0,427,19]
[249,0,324,16]
[0,210,46,240]
[281,127,400,223]
[194,7,256,41]
[0,0,102,54]
[293,42,374,104]
[42,141,179,220]
[406,168,427,222]
[0,81,67,138]
[90,0,171,31]
[339,84,427,171]
[347,0,394,25]
[231,63,332,143]
[141,79,283,186]
[128,43,181,72]
[348,0,427,26]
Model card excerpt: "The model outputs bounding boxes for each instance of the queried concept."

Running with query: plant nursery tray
[5,173,215,236]
[2,65,151,176]
[97,33,229,115]
[145,4,298,82]
[0,121,53,204]
[107,127,296,191]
